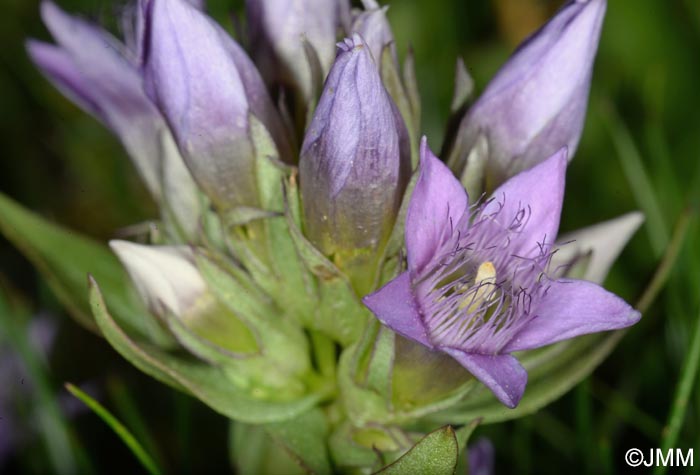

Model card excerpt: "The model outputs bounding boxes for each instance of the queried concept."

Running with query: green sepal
[302,38,325,123]
[222,206,281,227]
[283,180,368,345]
[403,47,422,157]
[265,408,332,474]
[449,57,474,114]
[338,340,390,425]
[457,134,488,199]
[372,170,418,290]
[0,192,169,344]
[230,423,306,475]
[339,326,477,426]
[231,408,331,475]
[374,426,459,475]
[353,320,395,401]
[89,276,331,424]
[328,422,411,472]
[195,250,312,387]
[381,45,418,165]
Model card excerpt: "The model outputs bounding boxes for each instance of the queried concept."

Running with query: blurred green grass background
[1,0,699,473]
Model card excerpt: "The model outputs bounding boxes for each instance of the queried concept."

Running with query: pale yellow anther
[459,261,497,311]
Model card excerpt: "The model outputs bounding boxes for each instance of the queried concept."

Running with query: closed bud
[449,0,607,189]
[109,241,206,319]
[299,35,411,289]
[143,0,292,210]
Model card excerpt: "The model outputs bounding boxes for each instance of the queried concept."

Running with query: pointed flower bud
[351,0,396,65]
[246,0,346,100]
[109,241,206,319]
[551,211,644,283]
[449,0,607,185]
[299,35,411,281]
[143,0,292,210]
[364,138,639,408]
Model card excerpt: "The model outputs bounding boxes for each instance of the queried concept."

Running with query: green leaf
[374,426,459,475]
[0,192,166,342]
[89,276,331,424]
[264,408,332,474]
[283,182,368,345]
[231,422,306,475]
[65,383,162,475]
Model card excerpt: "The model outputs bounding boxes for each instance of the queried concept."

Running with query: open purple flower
[363,138,640,407]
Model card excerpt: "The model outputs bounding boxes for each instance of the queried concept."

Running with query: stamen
[459,261,497,311]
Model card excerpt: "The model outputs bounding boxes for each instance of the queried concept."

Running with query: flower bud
[299,35,411,285]
[109,241,206,319]
[246,0,346,101]
[143,0,292,210]
[449,0,607,187]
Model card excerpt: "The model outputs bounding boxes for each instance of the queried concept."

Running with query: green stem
[65,383,162,475]
[653,305,700,475]
[635,208,692,314]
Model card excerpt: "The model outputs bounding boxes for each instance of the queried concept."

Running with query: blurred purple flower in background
[468,437,495,475]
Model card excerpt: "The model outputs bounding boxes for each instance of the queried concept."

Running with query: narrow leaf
[65,383,162,475]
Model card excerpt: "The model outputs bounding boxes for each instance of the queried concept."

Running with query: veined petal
[362,272,431,347]
[552,211,644,283]
[406,137,469,275]
[144,0,252,210]
[480,148,567,258]
[441,349,527,408]
[504,279,640,352]
[144,0,289,208]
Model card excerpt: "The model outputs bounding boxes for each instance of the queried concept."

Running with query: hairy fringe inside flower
[413,194,556,353]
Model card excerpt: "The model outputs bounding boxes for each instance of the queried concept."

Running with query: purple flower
[449,0,607,184]
[246,0,347,100]
[363,138,639,408]
[27,1,201,237]
[143,0,292,210]
[468,438,495,475]
[299,35,411,274]
[26,1,166,199]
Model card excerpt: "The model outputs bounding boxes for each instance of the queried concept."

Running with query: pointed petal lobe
[481,148,567,258]
[406,138,469,274]
[441,349,527,408]
[505,279,641,352]
[362,272,431,347]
